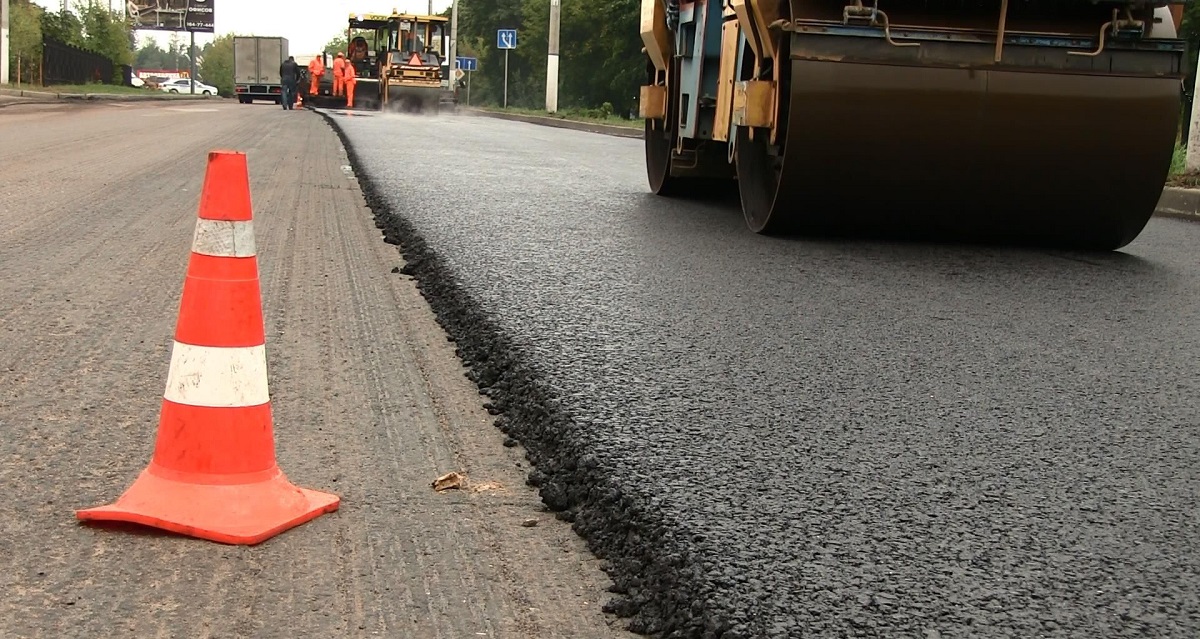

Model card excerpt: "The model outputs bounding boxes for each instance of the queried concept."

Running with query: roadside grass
[44,83,153,95]
[476,104,641,129]
[5,82,213,98]
[1166,144,1200,188]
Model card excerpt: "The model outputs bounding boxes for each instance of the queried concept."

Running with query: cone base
[76,465,340,545]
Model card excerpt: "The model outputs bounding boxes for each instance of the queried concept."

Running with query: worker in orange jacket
[332,52,346,97]
[308,55,325,95]
[344,60,357,108]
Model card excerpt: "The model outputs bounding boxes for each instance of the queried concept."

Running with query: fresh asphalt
[323,108,1200,638]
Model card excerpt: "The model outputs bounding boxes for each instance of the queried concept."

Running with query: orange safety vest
[309,57,325,76]
[344,62,357,81]
[332,57,346,77]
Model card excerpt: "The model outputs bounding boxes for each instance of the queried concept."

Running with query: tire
[203,90,212,96]
[169,89,178,93]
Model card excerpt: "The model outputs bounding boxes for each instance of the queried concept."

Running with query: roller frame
[641,0,1188,249]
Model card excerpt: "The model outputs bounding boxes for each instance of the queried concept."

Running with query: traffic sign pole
[456,57,477,106]
[496,29,517,110]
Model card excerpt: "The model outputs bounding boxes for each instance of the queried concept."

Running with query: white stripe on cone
[191,219,257,258]
[163,341,270,407]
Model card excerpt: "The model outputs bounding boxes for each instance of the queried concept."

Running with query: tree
[135,36,192,70]
[450,0,643,115]
[198,34,236,96]
[8,2,134,85]
[77,2,134,66]
[8,0,44,84]
[40,9,86,48]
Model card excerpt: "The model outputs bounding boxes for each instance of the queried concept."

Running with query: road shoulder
[0,100,635,638]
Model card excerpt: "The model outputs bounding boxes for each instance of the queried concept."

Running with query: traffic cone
[76,150,340,545]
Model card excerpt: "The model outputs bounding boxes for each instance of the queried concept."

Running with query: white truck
[233,36,290,104]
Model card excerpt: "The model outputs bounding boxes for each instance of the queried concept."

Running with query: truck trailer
[234,36,290,104]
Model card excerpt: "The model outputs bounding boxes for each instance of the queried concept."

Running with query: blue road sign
[497,29,517,50]
[456,57,478,71]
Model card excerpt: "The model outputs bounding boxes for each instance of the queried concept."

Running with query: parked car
[158,78,218,95]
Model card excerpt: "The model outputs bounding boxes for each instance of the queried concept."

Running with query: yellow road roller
[639,0,1187,249]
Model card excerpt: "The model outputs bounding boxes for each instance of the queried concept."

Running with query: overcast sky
[29,0,455,56]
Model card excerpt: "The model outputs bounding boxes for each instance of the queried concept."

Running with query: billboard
[127,0,214,33]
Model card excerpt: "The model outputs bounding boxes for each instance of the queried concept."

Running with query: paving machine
[304,12,457,113]
[302,15,385,110]
[639,0,1187,249]
[380,13,458,113]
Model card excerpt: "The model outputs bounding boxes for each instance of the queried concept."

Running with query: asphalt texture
[0,101,636,638]
[324,109,1200,638]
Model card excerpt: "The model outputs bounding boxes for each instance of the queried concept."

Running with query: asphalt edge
[313,108,713,638]
[461,107,643,139]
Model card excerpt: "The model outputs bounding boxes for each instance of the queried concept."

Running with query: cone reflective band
[76,150,339,545]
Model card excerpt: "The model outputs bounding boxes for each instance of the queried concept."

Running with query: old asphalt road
[0,100,638,638]
[324,109,1200,638]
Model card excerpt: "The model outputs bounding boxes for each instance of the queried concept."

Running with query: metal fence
[41,37,114,86]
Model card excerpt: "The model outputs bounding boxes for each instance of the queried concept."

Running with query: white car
[159,78,218,95]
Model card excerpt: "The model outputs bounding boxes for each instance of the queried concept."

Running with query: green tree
[8,0,44,85]
[40,9,85,48]
[450,0,643,115]
[199,34,237,96]
[77,2,134,67]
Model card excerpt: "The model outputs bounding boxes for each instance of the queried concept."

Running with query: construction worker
[308,55,325,96]
[332,51,346,97]
[349,37,369,62]
[279,55,300,110]
[344,59,357,108]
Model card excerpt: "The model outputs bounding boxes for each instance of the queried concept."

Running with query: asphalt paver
[0,101,636,638]
[326,109,1200,638]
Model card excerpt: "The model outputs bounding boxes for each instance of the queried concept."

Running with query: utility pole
[1187,67,1200,173]
[449,0,458,98]
[545,0,560,113]
[189,30,196,94]
[1,0,10,86]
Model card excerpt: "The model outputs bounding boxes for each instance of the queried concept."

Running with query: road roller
[639,0,1187,249]
[304,12,457,113]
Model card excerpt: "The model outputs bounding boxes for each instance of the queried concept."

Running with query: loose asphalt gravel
[323,109,1200,638]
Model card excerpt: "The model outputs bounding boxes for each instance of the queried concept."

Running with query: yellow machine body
[640,0,1187,249]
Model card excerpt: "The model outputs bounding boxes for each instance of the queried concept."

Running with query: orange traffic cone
[76,150,340,545]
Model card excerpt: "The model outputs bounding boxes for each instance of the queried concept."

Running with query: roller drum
[740,32,1183,250]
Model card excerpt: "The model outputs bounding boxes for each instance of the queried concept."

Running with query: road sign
[454,69,466,81]
[456,56,478,71]
[497,29,517,50]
